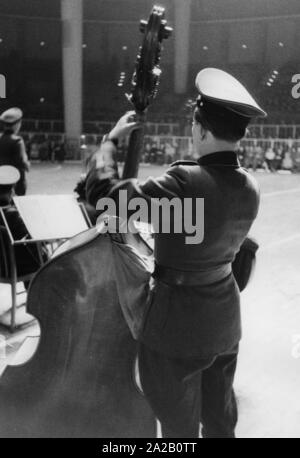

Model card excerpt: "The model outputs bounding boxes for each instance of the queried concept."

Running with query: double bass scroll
[122,5,172,179]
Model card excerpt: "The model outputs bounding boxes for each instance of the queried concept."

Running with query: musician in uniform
[86,68,266,438]
[0,107,30,195]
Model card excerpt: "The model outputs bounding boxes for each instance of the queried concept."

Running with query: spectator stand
[17,118,300,171]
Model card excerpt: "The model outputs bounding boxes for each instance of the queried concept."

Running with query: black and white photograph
[0,0,299,440]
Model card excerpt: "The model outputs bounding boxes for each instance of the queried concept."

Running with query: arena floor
[1,162,300,438]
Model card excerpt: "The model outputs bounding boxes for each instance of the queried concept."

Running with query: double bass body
[0,228,156,437]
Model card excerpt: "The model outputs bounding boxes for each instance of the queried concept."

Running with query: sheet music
[13,195,89,241]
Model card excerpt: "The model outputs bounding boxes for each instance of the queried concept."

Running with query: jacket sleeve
[86,141,190,209]
[85,141,120,207]
[16,138,30,171]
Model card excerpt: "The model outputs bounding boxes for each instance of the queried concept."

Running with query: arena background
[0,0,300,438]
[1,0,300,166]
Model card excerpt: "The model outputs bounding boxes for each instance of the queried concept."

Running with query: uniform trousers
[138,343,238,438]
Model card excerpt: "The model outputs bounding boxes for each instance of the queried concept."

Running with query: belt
[153,263,232,286]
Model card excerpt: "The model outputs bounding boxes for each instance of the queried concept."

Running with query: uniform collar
[197,150,240,167]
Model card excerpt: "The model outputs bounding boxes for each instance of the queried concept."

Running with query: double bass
[0,6,172,438]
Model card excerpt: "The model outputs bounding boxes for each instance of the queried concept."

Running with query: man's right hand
[107,111,142,142]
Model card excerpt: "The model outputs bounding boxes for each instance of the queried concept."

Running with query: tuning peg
[152,67,162,77]
[155,5,165,16]
[162,26,172,39]
[139,20,147,33]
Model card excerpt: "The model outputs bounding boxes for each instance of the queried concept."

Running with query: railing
[21,120,182,136]
[20,119,300,140]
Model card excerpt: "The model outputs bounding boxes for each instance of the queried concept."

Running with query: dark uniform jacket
[0,132,29,195]
[86,142,260,358]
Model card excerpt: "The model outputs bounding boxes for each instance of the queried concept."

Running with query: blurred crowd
[115,137,192,165]
[24,136,66,163]
[18,123,300,173]
[236,142,299,172]
[116,137,300,173]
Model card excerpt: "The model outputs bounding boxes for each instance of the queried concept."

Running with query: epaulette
[170,160,199,167]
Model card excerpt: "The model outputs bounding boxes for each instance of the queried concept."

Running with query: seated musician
[0,165,46,285]
[73,174,98,226]
[85,68,264,438]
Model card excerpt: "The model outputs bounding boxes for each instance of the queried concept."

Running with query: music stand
[12,195,91,244]
[0,195,91,331]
